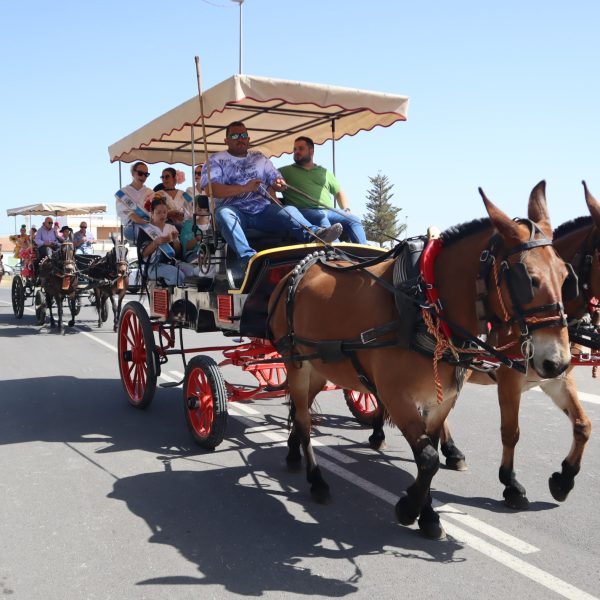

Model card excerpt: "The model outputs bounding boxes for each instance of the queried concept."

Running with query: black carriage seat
[235,243,387,338]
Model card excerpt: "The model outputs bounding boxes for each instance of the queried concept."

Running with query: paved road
[0,287,599,599]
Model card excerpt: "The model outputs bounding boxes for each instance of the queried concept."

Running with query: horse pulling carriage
[110,70,595,539]
[6,202,130,330]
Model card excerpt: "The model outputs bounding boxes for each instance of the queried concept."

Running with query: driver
[34,217,60,269]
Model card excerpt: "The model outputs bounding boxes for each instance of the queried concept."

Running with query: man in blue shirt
[73,222,95,255]
[201,121,342,264]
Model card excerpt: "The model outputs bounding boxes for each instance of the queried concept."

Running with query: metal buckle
[360,328,377,344]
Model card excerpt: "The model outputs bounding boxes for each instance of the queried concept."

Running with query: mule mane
[440,218,491,247]
[553,216,593,240]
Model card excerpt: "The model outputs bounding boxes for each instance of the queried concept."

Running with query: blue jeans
[147,261,196,286]
[299,208,367,244]
[216,204,323,259]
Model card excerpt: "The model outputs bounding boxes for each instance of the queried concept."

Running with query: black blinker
[508,262,534,305]
[562,262,579,302]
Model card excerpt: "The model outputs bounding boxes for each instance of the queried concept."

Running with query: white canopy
[108,74,409,165]
[6,203,108,217]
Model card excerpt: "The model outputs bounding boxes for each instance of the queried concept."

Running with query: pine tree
[361,172,404,246]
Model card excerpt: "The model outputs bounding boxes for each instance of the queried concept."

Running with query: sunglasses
[135,170,149,177]
[195,172,201,176]
[228,132,249,140]
[46,222,53,225]
[160,174,173,180]
[80,226,87,228]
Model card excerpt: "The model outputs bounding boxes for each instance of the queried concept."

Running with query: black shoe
[314,223,343,243]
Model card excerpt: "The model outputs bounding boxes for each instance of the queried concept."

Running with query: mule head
[582,180,600,302]
[58,242,77,277]
[480,183,571,378]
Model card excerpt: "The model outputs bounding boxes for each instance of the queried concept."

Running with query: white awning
[108,74,409,165]
[6,203,108,217]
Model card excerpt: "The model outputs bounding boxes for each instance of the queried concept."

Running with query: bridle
[475,219,576,340]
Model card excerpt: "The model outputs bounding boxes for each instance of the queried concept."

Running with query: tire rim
[348,391,378,415]
[119,310,147,402]
[186,367,214,437]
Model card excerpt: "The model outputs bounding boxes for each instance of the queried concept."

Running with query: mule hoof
[548,472,573,502]
[68,320,75,327]
[418,518,446,540]
[503,487,530,510]
[395,494,419,526]
[368,435,386,451]
[446,457,468,471]
[310,482,331,504]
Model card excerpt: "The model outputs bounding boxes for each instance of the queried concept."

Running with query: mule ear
[527,180,552,238]
[479,187,522,243]
[582,180,600,230]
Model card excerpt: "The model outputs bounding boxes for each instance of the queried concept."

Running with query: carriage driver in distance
[34,216,61,265]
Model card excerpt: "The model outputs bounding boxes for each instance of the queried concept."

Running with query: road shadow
[108,442,466,596]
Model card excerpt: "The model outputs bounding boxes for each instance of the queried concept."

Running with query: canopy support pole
[191,125,196,196]
[331,119,337,207]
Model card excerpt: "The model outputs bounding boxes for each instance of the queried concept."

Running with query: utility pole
[230,0,244,74]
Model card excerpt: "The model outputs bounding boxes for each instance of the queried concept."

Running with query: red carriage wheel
[343,389,380,426]
[117,301,157,408]
[183,355,228,450]
[11,275,25,319]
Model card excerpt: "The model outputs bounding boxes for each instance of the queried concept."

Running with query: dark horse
[38,241,78,330]
[431,181,596,508]
[77,239,129,331]
[268,183,572,538]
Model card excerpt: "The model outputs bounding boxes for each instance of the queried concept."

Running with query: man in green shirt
[279,136,367,244]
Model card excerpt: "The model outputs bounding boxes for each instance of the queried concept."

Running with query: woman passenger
[115,162,153,243]
[158,168,193,227]
[138,197,196,286]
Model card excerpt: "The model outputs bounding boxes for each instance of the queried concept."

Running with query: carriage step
[160,381,183,388]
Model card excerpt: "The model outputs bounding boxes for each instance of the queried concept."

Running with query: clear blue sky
[2,0,599,237]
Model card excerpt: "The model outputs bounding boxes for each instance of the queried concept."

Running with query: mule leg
[287,364,330,502]
[440,418,467,471]
[47,293,56,328]
[368,407,386,451]
[540,373,592,502]
[496,369,529,509]
[286,402,303,470]
[94,288,102,328]
[56,293,64,331]
[110,292,119,332]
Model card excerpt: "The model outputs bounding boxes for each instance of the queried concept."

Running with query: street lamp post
[230,0,244,74]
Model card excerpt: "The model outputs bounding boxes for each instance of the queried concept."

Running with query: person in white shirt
[115,162,153,243]
[138,197,196,286]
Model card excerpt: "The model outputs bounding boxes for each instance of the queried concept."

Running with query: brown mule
[268,182,571,538]
[438,182,596,508]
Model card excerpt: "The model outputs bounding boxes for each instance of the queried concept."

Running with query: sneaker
[314,223,343,243]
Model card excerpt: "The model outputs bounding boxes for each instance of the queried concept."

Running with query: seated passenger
[138,197,196,286]
[60,226,73,243]
[73,222,95,255]
[279,136,367,244]
[200,121,342,267]
[180,195,211,261]
[115,162,152,243]
[35,217,60,261]
[157,168,194,227]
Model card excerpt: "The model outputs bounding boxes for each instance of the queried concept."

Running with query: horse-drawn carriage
[5,202,131,330]
[109,73,408,448]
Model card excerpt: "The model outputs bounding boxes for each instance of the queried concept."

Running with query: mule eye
[531,276,541,289]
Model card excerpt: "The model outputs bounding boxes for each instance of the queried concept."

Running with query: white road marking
[14,311,594,600]
[530,386,600,405]
[438,504,539,554]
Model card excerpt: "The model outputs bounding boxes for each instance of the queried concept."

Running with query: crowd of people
[114,120,367,286]
[6,218,96,279]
